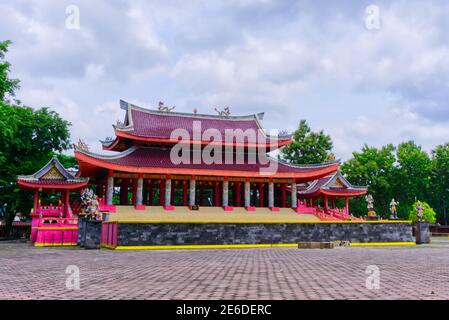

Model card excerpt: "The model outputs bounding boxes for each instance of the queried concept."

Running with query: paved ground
[1,239,449,300]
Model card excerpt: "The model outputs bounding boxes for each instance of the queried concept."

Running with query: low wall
[100,221,416,248]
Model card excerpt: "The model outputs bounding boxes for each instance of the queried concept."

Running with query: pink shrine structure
[17,157,88,246]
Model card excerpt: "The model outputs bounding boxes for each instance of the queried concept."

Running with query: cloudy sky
[1,0,449,159]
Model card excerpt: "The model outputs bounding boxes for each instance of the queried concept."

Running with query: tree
[407,201,436,223]
[0,40,71,237]
[341,144,396,217]
[393,141,431,218]
[280,120,333,164]
[429,143,449,224]
[0,40,20,102]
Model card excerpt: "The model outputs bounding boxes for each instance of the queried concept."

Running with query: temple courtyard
[1,240,449,300]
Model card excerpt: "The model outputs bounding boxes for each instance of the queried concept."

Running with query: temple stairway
[107,206,321,222]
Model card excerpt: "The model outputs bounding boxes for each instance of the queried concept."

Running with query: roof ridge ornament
[158,101,175,112]
[75,139,89,152]
[214,106,231,118]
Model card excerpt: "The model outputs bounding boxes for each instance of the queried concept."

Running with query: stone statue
[415,201,424,222]
[365,194,374,212]
[214,107,231,117]
[158,101,175,112]
[80,188,99,220]
[389,198,399,220]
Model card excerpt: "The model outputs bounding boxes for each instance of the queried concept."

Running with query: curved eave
[17,179,88,190]
[102,137,122,151]
[75,150,338,179]
[114,130,292,148]
[320,189,368,197]
[300,188,367,198]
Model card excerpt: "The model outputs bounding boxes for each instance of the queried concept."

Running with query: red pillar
[199,182,204,206]
[324,195,329,212]
[182,180,188,206]
[259,183,264,207]
[64,189,70,217]
[33,190,39,214]
[214,181,219,207]
[171,180,175,205]
[281,184,287,208]
[131,178,137,205]
[235,182,241,207]
[309,198,314,207]
[148,180,153,205]
[159,179,165,206]
[345,197,349,215]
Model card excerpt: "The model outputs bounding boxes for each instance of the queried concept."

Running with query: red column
[159,179,165,206]
[182,180,188,206]
[148,180,154,205]
[132,178,137,205]
[170,180,175,205]
[309,198,313,207]
[64,189,70,217]
[235,182,241,207]
[33,190,39,214]
[214,181,219,207]
[281,184,287,208]
[259,183,264,207]
[345,197,349,215]
[324,195,329,212]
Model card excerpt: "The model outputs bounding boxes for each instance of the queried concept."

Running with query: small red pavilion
[17,157,88,246]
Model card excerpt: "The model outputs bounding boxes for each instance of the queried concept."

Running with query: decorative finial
[193,108,198,115]
[75,139,89,151]
[214,106,231,117]
[158,101,175,112]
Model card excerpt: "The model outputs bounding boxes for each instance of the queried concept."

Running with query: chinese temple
[17,157,88,246]
[73,100,366,219]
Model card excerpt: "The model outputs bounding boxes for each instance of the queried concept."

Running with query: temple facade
[74,100,366,218]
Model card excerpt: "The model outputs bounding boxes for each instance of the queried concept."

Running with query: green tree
[407,201,436,223]
[0,40,71,237]
[341,144,396,217]
[393,141,431,218]
[280,120,333,164]
[0,40,20,102]
[429,143,449,224]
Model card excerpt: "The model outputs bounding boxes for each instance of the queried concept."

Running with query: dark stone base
[113,222,414,247]
[415,222,430,244]
[78,218,102,249]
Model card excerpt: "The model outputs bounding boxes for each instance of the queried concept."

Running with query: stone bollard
[84,220,102,249]
[415,222,431,244]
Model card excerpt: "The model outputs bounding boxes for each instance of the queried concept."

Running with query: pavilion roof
[75,146,340,179]
[17,157,89,190]
[102,100,292,150]
[298,171,367,197]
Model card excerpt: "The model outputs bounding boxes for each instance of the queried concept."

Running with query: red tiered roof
[298,171,367,197]
[75,146,340,179]
[102,100,292,151]
[17,157,88,190]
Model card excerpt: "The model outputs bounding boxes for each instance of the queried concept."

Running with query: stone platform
[107,205,322,223]
[95,206,419,250]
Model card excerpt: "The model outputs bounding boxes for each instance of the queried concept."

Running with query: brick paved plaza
[1,240,449,300]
